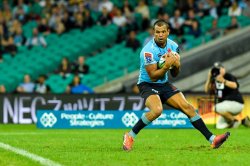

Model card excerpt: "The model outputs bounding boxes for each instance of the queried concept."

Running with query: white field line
[0,132,45,135]
[0,142,62,166]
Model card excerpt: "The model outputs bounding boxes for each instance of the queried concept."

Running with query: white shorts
[215,100,244,115]
[215,100,244,129]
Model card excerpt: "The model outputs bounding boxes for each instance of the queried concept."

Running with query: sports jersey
[137,38,179,84]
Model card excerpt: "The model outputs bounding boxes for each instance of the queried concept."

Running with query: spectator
[242,0,250,17]
[195,0,206,18]
[97,7,112,26]
[122,0,134,18]
[143,28,154,46]
[66,75,94,94]
[54,16,65,34]
[2,2,12,24]
[12,0,29,23]
[207,19,222,39]
[224,16,239,35]
[188,20,202,38]
[13,27,26,46]
[8,19,22,36]
[98,0,114,12]
[57,57,72,78]
[16,74,35,93]
[135,0,150,30]
[122,2,138,33]
[112,9,127,27]
[1,36,18,57]
[37,18,51,35]
[84,9,94,28]
[228,1,242,16]
[218,0,232,16]
[25,28,47,49]
[72,56,89,75]
[13,5,27,24]
[208,0,218,19]
[0,85,6,93]
[74,12,86,31]
[125,30,140,51]
[48,6,60,30]
[169,9,185,36]
[35,75,50,94]
[61,12,74,32]
[183,9,197,27]
[157,0,176,16]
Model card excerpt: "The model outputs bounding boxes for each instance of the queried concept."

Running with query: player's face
[154,25,169,46]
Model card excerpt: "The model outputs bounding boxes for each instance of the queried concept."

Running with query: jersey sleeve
[141,50,157,66]
[173,43,180,54]
[169,39,180,54]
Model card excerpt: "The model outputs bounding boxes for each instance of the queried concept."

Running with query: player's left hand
[172,53,180,68]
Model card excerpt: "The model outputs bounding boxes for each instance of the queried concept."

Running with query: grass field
[0,125,250,166]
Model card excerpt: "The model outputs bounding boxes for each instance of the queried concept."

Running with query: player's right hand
[163,52,177,70]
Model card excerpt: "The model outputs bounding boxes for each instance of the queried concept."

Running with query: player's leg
[166,92,230,148]
[166,92,214,141]
[130,95,163,136]
[123,95,163,151]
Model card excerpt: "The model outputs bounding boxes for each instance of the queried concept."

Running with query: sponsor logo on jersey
[144,52,153,63]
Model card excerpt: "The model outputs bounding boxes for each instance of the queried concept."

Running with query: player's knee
[152,106,163,117]
[181,103,196,117]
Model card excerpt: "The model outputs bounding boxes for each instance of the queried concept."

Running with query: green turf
[0,125,250,166]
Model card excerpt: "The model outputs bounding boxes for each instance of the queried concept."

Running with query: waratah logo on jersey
[122,112,139,127]
[144,52,153,63]
[40,113,57,127]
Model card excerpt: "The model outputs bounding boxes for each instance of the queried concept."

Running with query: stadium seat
[218,15,231,29]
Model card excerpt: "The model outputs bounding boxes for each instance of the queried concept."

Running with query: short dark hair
[153,19,169,30]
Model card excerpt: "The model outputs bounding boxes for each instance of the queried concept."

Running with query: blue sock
[190,112,215,142]
[129,113,151,138]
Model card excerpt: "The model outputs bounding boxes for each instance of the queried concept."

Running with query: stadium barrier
[1,94,249,125]
[36,110,193,129]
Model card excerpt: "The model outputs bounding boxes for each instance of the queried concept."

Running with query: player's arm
[170,47,181,77]
[170,53,180,77]
[146,53,176,82]
[145,63,171,82]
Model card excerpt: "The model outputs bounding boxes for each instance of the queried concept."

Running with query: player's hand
[172,53,180,68]
[163,52,177,70]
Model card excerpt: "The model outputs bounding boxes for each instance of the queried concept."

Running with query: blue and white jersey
[137,38,179,84]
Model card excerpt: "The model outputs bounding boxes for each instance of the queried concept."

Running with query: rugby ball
[158,51,178,69]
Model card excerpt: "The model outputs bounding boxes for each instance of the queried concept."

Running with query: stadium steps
[173,51,250,92]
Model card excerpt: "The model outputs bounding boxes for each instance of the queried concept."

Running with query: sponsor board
[0,94,145,124]
[36,110,193,129]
